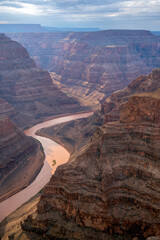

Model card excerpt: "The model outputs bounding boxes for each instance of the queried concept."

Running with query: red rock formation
[0,33,84,129]
[0,116,44,202]
[8,30,160,106]
[21,70,160,240]
[102,68,160,123]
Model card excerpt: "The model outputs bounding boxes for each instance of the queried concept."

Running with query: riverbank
[36,111,94,155]
[0,112,93,223]
[0,194,40,240]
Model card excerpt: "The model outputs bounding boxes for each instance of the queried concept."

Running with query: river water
[0,112,93,222]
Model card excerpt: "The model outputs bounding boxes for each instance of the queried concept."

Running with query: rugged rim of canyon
[1,69,160,240]
[8,30,160,107]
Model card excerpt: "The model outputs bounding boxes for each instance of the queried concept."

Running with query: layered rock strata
[0,116,44,202]
[0,34,84,203]
[21,73,160,239]
[0,33,84,129]
[8,30,160,106]
[102,68,160,122]
[37,69,160,161]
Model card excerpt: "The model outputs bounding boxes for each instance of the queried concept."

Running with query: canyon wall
[0,33,84,129]
[0,33,84,202]
[38,69,160,158]
[8,30,160,107]
[19,69,160,240]
[0,116,44,202]
[102,68,160,122]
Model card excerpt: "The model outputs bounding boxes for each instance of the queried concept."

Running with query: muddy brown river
[0,112,93,222]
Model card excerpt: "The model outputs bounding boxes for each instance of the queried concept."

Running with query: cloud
[0,1,44,15]
[0,21,8,23]
[0,0,159,29]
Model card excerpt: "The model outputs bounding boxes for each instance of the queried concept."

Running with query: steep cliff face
[0,116,44,202]
[0,33,83,129]
[20,70,160,239]
[102,68,160,122]
[8,30,160,107]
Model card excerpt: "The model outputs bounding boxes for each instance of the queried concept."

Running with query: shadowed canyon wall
[0,33,84,130]
[0,33,84,202]
[0,116,44,202]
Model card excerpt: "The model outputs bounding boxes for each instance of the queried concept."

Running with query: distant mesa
[151,31,160,36]
[0,24,100,33]
[0,24,47,33]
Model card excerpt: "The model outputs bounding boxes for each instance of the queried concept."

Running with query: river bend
[0,112,93,222]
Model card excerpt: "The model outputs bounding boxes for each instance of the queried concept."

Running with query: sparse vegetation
[52,160,56,166]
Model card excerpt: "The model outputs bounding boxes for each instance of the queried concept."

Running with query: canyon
[0,29,160,240]
[2,69,159,240]
[37,69,160,158]
[8,30,160,107]
[0,34,86,206]
[0,112,92,224]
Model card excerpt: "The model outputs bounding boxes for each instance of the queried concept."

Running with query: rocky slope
[0,116,44,202]
[102,68,160,122]
[0,33,84,129]
[11,69,159,240]
[8,30,160,107]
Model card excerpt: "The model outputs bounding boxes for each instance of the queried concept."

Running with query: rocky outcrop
[120,90,160,123]
[102,68,160,123]
[19,70,160,239]
[0,116,44,202]
[8,30,160,107]
[0,33,84,129]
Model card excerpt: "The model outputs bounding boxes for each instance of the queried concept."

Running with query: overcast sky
[0,0,160,30]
